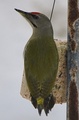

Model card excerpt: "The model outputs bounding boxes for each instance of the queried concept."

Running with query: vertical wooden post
[67,0,79,120]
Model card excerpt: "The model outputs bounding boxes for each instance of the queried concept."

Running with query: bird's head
[15,9,51,29]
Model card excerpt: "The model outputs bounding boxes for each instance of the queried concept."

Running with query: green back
[24,37,58,98]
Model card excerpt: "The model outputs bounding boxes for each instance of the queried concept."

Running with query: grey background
[0,0,67,120]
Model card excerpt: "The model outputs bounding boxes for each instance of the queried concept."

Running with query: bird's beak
[15,8,37,28]
[15,8,30,19]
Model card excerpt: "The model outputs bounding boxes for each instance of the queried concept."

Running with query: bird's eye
[31,14,39,19]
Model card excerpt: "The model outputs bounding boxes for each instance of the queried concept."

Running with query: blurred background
[0,0,67,120]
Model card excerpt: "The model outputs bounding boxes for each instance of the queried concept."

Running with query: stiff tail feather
[31,94,55,115]
[44,94,55,115]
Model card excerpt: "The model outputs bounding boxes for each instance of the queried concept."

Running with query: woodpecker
[15,8,59,115]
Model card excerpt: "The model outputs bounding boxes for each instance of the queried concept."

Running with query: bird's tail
[44,94,55,115]
[31,94,55,115]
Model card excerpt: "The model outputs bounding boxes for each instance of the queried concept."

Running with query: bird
[15,8,59,116]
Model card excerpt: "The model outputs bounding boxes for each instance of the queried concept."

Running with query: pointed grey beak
[15,8,29,17]
[15,8,37,28]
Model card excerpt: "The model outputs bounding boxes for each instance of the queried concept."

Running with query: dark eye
[31,14,39,19]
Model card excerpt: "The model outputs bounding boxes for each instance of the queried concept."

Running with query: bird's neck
[32,25,53,39]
